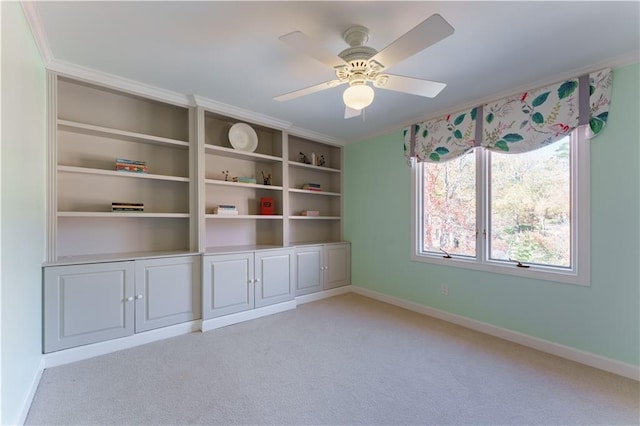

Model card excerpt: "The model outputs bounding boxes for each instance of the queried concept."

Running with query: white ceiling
[27,1,640,144]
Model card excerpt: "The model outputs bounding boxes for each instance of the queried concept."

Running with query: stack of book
[116,158,148,173]
[232,176,256,184]
[213,204,238,215]
[302,183,322,191]
[300,210,320,217]
[112,202,144,212]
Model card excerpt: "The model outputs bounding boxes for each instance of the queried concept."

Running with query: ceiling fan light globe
[343,84,374,110]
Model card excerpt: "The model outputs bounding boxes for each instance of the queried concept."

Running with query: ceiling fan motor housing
[336,25,384,86]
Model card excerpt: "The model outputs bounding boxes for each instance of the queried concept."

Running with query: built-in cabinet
[43,73,350,354]
[295,243,351,296]
[43,255,200,353]
[202,248,295,319]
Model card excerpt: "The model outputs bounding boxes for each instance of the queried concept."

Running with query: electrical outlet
[440,284,449,296]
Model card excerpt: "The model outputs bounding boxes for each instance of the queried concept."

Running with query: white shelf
[205,214,283,220]
[58,119,190,149]
[58,165,189,183]
[204,179,282,191]
[205,145,282,163]
[288,161,341,174]
[44,250,198,267]
[58,212,190,218]
[289,216,341,220]
[288,188,341,197]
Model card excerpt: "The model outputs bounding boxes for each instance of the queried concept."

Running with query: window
[412,128,590,286]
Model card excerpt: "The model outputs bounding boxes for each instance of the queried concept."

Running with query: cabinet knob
[255,278,261,282]
[248,280,253,284]
[136,294,144,300]
[126,296,134,302]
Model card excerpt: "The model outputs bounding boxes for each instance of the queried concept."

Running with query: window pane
[489,137,571,267]
[422,152,476,257]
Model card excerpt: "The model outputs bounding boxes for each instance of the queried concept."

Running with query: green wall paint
[345,63,640,366]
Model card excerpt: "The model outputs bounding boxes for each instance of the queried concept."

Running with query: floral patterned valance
[405,68,612,163]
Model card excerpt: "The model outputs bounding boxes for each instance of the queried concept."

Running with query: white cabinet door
[324,243,351,290]
[134,256,201,333]
[44,261,135,353]
[294,246,323,296]
[202,253,254,319]
[255,249,295,308]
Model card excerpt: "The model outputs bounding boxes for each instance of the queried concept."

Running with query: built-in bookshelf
[202,110,285,250]
[287,135,343,244]
[47,74,346,262]
[50,76,193,261]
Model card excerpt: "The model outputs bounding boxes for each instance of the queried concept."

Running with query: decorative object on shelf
[228,122,258,152]
[299,152,311,164]
[311,152,317,166]
[261,171,272,185]
[302,183,322,191]
[112,202,144,212]
[317,155,326,167]
[300,210,320,216]
[213,204,238,215]
[222,170,229,181]
[115,158,147,173]
[232,176,257,184]
[260,197,275,215]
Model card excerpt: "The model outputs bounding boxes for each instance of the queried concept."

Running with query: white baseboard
[201,300,297,332]
[295,285,352,305]
[14,356,45,426]
[351,286,640,381]
[44,320,201,368]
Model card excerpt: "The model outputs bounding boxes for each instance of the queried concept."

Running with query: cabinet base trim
[201,300,297,333]
[44,320,201,368]
[296,285,352,305]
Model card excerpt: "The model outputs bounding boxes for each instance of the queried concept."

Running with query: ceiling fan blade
[370,14,454,69]
[274,79,345,102]
[374,74,446,98]
[279,31,347,69]
[344,106,362,119]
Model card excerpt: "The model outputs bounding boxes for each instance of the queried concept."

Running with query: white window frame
[411,126,590,286]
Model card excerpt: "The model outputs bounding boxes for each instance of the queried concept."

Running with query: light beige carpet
[26,293,639,425]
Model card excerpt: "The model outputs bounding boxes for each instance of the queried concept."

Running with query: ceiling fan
[274,14,454,119]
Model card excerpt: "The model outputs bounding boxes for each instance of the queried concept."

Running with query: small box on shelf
[260,197,275,215]
[300,210,319,217]
[212,204,238,215]
[232,176,257,184]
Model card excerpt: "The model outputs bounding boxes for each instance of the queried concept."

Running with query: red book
[260,197,274,215]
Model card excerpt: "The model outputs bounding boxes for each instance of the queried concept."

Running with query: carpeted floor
[26,293,639,425]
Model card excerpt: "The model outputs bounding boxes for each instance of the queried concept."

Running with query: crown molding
[47,59,191,107]
[191,95,293,131]
[353,51,640,144]
[21,0,53,64]
[286,126,344,147]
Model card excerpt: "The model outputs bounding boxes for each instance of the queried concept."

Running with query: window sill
[410,252,590,287]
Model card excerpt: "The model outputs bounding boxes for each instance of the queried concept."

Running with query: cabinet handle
[126,296,134,302]
[136,294,144,300]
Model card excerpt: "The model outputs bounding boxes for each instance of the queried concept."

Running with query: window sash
[411,127,590,286]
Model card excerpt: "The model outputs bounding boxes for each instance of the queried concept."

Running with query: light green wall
[345,63,640,366]
[1,2,47,424]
